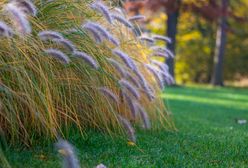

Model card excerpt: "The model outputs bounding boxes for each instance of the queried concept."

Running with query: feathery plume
[113,7,126,16]
[128,15,146,22]
[99,87,119,104]
[44,49,70,64]
[151,60,169,72]
[139,35,155,43]
[82,23,102,43]
[119,79,140,99]
[153,35,172,43]
[151,52,169,58]
[144,84,155,101]
[150,46,174,58]
[4,3,32,35]
[82,22,119,46]
[96,164,107,168]
[126,72,141,88]
[106,58,126,77]
[90,2,112,24]
[55,139,80,168]
[123,92,137,119]
[117,115,136,143]
[145,64,164,89]
[0,21,13,37]
[38,30,64,41]
[73,51,99,69]
[111,14,133,28]
[112,49,136,71]
[134,102,151,129]
[11,0,37,16]
[53,38,76,52]
[133,70,155,101]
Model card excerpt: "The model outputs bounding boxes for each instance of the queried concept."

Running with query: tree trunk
[211,0,229,86]
[165,5,180,84]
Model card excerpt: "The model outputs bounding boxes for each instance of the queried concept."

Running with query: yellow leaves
[148,13,167,33]
[127,141,136,146]
[180,31,201,42]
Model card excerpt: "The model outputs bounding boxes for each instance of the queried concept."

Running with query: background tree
[124,0,248,86]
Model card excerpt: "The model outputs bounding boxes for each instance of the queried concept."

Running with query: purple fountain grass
[152,34,172,43]
[122,92,137,119]
[112,49,136,71]
[134,102,151,129]
[82,23,102,43]
[99,87,119,104]
[126,71,141,88]
[53,38,76,53]
[38,30,64,41]
[11,0,37,16]
[4,3,32,35]
[111,14,133,28]
[96,164,107,168]
[0,21,13,37]
[128,15,146,22]
[44,49,70,64]
[73,51,99,69]
[55,139,80,168]
[139,35,155,43]
[119,79,140,99]
[145,64,164,89]
[133,70,155,101]
[150,46,174,58]
[117,115,136,143]
[151,60,169,72]
[90,1,113,24]
[113,7,126,16]
[106,58,126,77]
[82,21,119,46]
[151,51,169,58]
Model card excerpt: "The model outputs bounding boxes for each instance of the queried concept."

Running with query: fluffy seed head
[151,60,169,72]
[5,3,32,35]
[53,38,76,53]
[55,139,80,168]
[151,52,169,58]
[133,70,155,101]
[111,14,133,28]
[139,35,155,43]
[99,87,119,104]
[128,15,146,22]
[10,0,37,16]
[44,48,70,64]
[123,92,137,119]
[151,46,174,58]
[83,21,119,46]
[134,102,151,129]
[112,49,136,71]
[107,58,126,77]
[145,64,164,89]
[38,30,64,41]
[0,21,13,37]
[82,23,102,43]
[73,51,99,69]
[119,79,140,99]
[152,35,172,43]
[90,2,112,24]
[126,72,141,88]
[117,115,136,143]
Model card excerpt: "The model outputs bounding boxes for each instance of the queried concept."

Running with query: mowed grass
[3,85,248,167]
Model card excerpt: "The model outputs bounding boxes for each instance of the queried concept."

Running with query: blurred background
[122,0,248,87]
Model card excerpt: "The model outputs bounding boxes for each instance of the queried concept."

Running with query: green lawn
[3,86,248,167]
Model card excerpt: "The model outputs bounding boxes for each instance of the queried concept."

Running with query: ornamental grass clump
[0,0,175,145]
